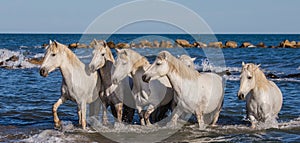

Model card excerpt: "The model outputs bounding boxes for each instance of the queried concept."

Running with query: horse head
[89,39,113,73]
[40,40,66,77]
[237,62,260,100]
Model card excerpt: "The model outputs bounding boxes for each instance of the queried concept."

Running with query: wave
[0,49,41,69]
[21,117,300,143]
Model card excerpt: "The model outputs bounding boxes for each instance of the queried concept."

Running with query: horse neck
[59,50,86,85]
[131,67,150,94]
[165,57,199,96]
[99,60,114,88]
[166,70,187,96]
[253,69,269,91]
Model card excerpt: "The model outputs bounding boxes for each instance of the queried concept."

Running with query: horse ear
[160,51,168,60]
[103,40,107,48]
[123,50,128,56]
[242,61,245,67]
[191,57,196,62]
[49,40,53,45]
[93,39,98,45]
[254,64,261,71]
[53,40,58,47]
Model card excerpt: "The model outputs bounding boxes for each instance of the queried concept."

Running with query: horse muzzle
[142,74,151,83]
[40,67,48,77]
[237,92,245,100]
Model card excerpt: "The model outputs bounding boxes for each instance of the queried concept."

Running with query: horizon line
[1,32,300,34]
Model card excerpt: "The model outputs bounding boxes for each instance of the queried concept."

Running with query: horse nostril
[238,93,244,100]
[142,75,149,83]
[40,68,48,77]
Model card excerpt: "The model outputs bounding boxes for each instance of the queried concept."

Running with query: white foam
[194,59,241,73]
[224,75,240,81]
[22,121,91,143]
[0,49,40,69]
[33,53,44,58]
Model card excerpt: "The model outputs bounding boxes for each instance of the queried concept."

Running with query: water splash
[0,49,41,69]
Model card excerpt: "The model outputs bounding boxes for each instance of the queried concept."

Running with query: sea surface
[0,34,299,142]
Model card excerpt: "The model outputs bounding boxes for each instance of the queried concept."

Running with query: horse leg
[77,106,82,126]
[211,111,220,127]
[80,102,87,130]
[195,111,205,129]
[137,106,145,126]
[122,104,135,124]
[145,104,155,125]
[102,103,109,125]
[211,100,223,127]
[169,109,181,127]
[53,97,65,129]
[89,97,101,119]
[249,115,257,129]
[115,103,123,123]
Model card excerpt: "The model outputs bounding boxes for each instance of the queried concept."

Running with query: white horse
[142,51,224,127]
[88,40,133,124]
[111,49,174,125]
[40,40,101,130]
[179,54,196,69]
[237,62,283,128]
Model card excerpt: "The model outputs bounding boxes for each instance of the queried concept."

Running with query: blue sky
[0,0,299,33]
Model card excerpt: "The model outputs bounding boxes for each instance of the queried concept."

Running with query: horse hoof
[210,124,218,128]
[102,121,109,126]
[54,121,62,130]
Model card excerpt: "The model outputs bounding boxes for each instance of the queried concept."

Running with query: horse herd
[39,40,283,130]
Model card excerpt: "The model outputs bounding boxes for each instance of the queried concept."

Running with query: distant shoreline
[1,33,300,35]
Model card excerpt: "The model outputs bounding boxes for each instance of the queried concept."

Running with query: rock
[130,42,136,48]
[266,73,279,79]
[268,45,277,48]
[116,43,130,48]
[139,40,152,48]
[6,55,19,62]
[107,41,115,48]
[240,42,252,48]
[89,39,106,48]
[28,57,44,65]
[42,43,49,48]
[279,40,296,48]
[153,40,160,48]
[160,40,173,48]
[175,39,193,47]
[76,43,87,48]
[225,41,238,48]
[208,42,223,48]
[284,73,300,78]
[69,43,77,48]
[290,41,297,45]
[216,70,231,76]
[256,42,266,48]
[193,42,207,48]
[296,42,300,48]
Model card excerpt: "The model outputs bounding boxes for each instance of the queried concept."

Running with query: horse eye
[51,54,56,57]
[247,76,252,80]
[156,62,161,66]
[101,53,105,56]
